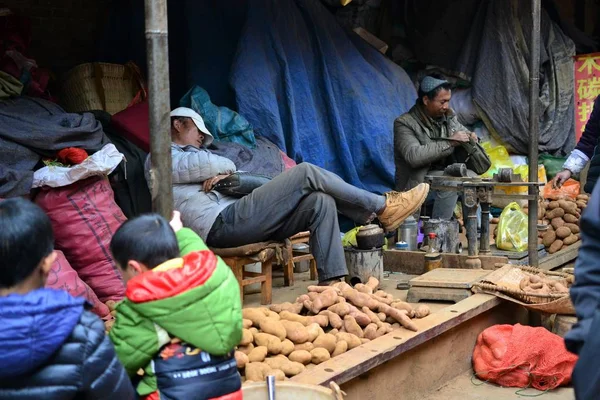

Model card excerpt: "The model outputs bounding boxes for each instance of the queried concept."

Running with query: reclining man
[148,107,429,285]
[394,75,485,220]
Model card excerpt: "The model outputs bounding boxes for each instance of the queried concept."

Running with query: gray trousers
[206,163,386,281]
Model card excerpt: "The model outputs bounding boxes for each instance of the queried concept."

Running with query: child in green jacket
[108,212,243,400]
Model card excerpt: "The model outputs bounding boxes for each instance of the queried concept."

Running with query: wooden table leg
[261,259,273,305]
[284,239,294,287]
[309,257,317,281]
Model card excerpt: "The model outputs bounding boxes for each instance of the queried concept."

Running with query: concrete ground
[423,371,574,400]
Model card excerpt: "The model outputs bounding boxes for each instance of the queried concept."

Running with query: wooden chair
[211,242,276,305]
[283,231,318,286]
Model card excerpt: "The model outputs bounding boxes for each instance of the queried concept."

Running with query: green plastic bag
[342,227,361,247]
[495,202,528,252]
[539,154,567,181]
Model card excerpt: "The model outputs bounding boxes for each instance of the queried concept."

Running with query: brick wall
[1,0,112,75]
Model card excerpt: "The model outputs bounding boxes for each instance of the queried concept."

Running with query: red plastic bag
[36,176,127,302]
[473,324,577,390]
[543,179,580,200]
[46,250,110,319]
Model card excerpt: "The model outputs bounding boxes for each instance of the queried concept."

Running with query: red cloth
[45,250,110,319]
[35,177,127,302]
[473,324,578,390]
[111,100,150,152]
[57,148,88,165]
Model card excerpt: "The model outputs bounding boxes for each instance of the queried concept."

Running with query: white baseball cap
[170,107,214,146]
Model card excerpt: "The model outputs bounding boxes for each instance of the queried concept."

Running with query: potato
[281,361,305,377]
[263,356,289,370]
[563,214,578,224]
[555,227,572,239]
[245,362,270,381]
[563,235,579,246]
[558,200,578,215]
[363,323,379,340]
[235,351,249,369]
[306,323,322,342]
[310,348,331,365]
[377,312,387,322]
[294,342,314,352]
[313,333,337,353]
[238,343,254,355]
[243,308,268,326]
[240,329,254,346]
[576,200,587,209]
[413,304,431,319]
[551,217,565,230]
[577,194,589,201]
[331,340,348,357]
[564,223,580,234]
[336,332,362,349]
[243,319,253,329]
[249,327,259,335]
[343,315,364,338]
[545,208,564,219]
[248,346,268,363]
[328,328,339,335]
[267,369,286,381]
[548,201,560,209]
[548,240,564,255]
[254,333,283,354]
[280,339,295,356]
[280,320,309,344]
[260,319,287,341]
[289,350,312,365]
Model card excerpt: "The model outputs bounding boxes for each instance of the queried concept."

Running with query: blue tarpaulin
[230,0,417,194]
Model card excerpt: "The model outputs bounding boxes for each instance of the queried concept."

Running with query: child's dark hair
[110,214,179,270]
[0,198,54,289]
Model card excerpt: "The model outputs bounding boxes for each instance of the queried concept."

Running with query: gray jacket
[146,144,238,240]
[394,104,467,191]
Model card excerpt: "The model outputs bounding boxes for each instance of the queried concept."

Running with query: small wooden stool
[284,231,318,286]
[211,243,276,305]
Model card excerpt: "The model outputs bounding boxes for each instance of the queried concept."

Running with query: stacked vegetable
[538,195,588,254]
[519,272,573,295]
[237,278,430,383]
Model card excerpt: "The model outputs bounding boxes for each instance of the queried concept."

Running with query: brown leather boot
[378,183,429,232]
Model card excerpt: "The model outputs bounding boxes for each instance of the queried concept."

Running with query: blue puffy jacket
[0,289,135,399]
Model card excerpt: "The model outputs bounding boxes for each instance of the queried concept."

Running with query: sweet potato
[310,348,331,365]
[235,351,249,369]
[365,276,380,292]
[377,312,387,322]
[289,350,312,365]
[243,308,268,326]
[564,223,580,234]
[248,346,268,363]
[346,304,372,326]
[279,311,328,327]
[306,323,321,342]
[551,217,565,230]
[555,226,572,240]
[243,319,253,329]
[270,302,304,314]
[319,310,343,330]
[254,333,283,355]
[341,286,379,310]
[362,306,384,328]
[548,240,564,254]
[546,208,564,219]
[390,301,413,313]
[336,332,362,349]
[563,235,579,246]
[304,289,339,314]
[293,342,314,352]
[307,285,341,295]
[332,340,348,357]
[313,333,337,353]
[378,303,418,332]
[327,302,351,317]
[413,304,431,319]
[280,320,310,344]
[260,319,287,341]
[354,283,373,294]
[249,327,259,335]
[328,329,339,336]
[238,343,254,355]
[280,339,295,356]
[240,329,254,346]
[363,323,379,340]
[343,315,364,338]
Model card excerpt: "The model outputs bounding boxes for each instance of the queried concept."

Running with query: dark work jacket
[0,289,135,400]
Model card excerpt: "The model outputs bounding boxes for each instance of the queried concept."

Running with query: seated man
[109,212,242,400]
[0,198,134,400]
[394,75,479,220]
[154,107,429,285]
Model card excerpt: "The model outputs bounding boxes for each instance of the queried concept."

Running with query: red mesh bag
[36,176,127,302]
[473,324,577,390]
[45,250,110,319]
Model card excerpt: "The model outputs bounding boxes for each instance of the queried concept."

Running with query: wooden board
[384,250,508,275]
[408,268,492,289]
[539,241,581,271]
[406,287,472,303]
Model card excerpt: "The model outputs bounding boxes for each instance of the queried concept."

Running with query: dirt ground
[244,268,575,400]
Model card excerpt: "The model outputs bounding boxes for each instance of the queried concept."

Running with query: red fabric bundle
[473,324,577,390]
[45,250,110,319]
[36,176,127,302]
[57,147,88,165]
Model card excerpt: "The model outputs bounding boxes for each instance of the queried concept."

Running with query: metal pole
[145,0,173,219]
[528,0,541,267]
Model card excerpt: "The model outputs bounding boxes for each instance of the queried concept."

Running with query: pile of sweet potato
[538,195,589,254]
[519,272,573,295]
[237,278,429,383]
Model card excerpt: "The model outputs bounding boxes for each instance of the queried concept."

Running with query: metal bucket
[422,219,462,254]
[343,247,383,285]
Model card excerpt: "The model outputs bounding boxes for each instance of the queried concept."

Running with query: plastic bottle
[424,233,442,272]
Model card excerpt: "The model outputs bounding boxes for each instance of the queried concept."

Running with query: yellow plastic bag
[342,227,361,247]
[495,202,528,252]
[481,142,514,178]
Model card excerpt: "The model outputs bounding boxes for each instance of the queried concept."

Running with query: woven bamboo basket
[60,62,146,115]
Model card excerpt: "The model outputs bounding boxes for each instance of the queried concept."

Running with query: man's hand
[449,131,471,147]
[552,169,572,189]
[169,210,183,233]
[203,174,231,192]
[469,132,479,142]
